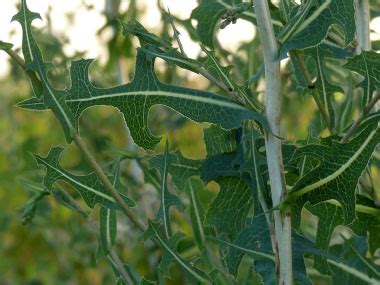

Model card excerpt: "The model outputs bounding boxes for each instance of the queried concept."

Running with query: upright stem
[253,1,292,284]
[355,0,371,53]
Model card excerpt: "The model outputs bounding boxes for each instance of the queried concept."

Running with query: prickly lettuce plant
[2,0,380,284]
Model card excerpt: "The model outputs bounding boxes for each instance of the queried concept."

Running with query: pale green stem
[355,0,371,54]
[253,1,292,284]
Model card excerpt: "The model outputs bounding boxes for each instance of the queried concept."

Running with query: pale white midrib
[141,49,198,69]
[327,259,380,284]
[215,237,276,261]
[292,128,377,197]
[171,163,198,170]
[364,55,370,106]
[66,90,247,110]
[292,0,332,38]
[189,181,206,244]
[34,47,75,131]
[208,52,234,90]
[23,5,34,62]
[152,226,210,283]
[162,156,170,239]
[106,209,111,247]
[279,0,314,43]
[41,160,115,202]
[317,49,329,118]
[326,199,380,215]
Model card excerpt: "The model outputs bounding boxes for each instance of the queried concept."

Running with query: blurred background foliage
[0,0,380,284]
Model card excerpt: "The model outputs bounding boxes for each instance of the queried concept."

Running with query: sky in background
[0,0,379,79]
[0,0,255,79]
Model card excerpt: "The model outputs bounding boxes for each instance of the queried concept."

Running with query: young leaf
[143,220,212,284]
[149,140,183,238]
[344,51,380,107]
[34,147,135,210]
[279,0,356,57]
[285,116,380,227]
[201,47,261,111]
[123,20,201,73]
[191,0,283,48]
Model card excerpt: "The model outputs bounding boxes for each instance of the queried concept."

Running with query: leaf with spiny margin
[184,178,207,250]
[18,46,268,151]
[143,220,212,283]
[285,114,380,227]
[149,140,183,239]
[204,125,236,157]
[34,147,135,210]
[279,0,356,58]
[307,195,380,274]
[328,236,380,285]
[343,51,380,108]
[191,0,283,48]
[13,0,77,142]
